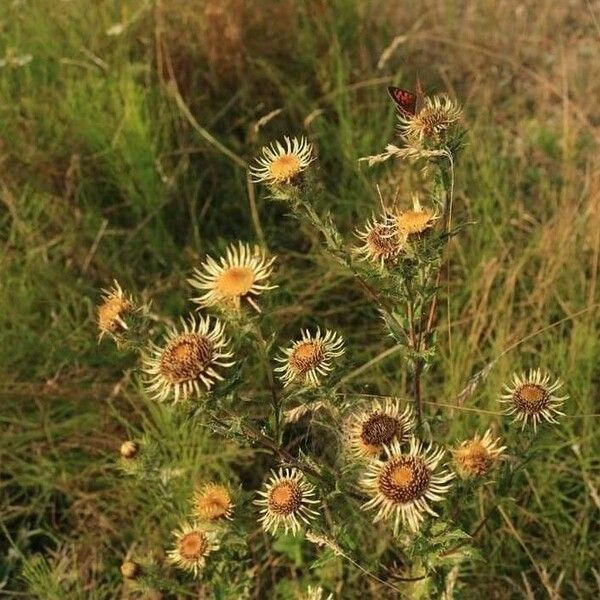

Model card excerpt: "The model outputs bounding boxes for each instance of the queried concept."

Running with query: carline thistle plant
[98,85,569,598]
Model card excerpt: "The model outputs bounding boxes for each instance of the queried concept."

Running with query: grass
[1,0,599,597]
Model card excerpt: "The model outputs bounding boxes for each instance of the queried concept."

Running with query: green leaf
[272,534,305,567]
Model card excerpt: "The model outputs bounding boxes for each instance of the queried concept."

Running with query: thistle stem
[412,151,455,428]
[414,358,424,430]
[252,322,281,444]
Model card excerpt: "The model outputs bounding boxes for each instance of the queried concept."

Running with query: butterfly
[387,79,424,116]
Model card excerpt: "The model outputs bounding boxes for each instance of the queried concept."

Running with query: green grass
[1,0,599,598]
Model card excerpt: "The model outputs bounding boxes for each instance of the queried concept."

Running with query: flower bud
[120,560,140,580]
[120,440,138,460]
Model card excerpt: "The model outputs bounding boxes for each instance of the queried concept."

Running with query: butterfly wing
[387,86,417,116]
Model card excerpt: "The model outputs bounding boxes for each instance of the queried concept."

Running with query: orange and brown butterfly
[387,78,424,116]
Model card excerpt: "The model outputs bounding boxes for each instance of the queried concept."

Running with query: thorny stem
[412,150,455,430]
[341,551,426,588]
[441,442,534,559]
[422,151,455,342]
[404,276,417,350]
[228,411,367,504]
[297,196,412,347]
[252,322,281,443]
[414,359,424,430]
[216,407,419,590]
[308,532,426,590]
[214,410,321,480]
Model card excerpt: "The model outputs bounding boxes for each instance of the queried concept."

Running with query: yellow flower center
[514,383,549,413]
[391,465,414,487]
[378,456,430,504]
[179,531,208,560]
[268,481,302,515]
[519,384,545,403]
[289,341,325,376]
[215,266,255,297]
[396,210,435,235]
[269,154,301,182]
[159,333,214,384]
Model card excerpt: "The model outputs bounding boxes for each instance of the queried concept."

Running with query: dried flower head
[275,328,345,387]
[361,437,454,533]
[305,530,343,556]
[142,315,234,402]
[188,242,277,313]
[255,468,319,535]
[359,143,448,167]
[193,483,234,521]
[97,280,133,341]
[345,399,415,460]
[120,440,138,460]
[452,429,506,479]
[167,522,219,577]
[499,368,567,431]
[303,586,333,600]
[398,94,462,144]
[250,136,314,185]
[120,560,140,580]
[355,215,406,267]
[394,197,439,237]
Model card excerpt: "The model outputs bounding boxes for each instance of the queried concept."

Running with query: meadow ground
[1,1,599,598]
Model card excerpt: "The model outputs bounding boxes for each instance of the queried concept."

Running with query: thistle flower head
[188,242,277,313]
[120,560,140,580]
[250,136,315,185]
[274,328,345,387]
[398,94,462,144]
[142,314,234,402]
[345,399,415,460]
[451,429,506,479]
[167,522,219,577]
[394,196,439,237]
[361,437,454,533]
[499,368,567,431]
[355,215,406,267]
[193,483,234,521]
[254,468,320,535]
[97,280,133,341]
[119,440,138,460]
